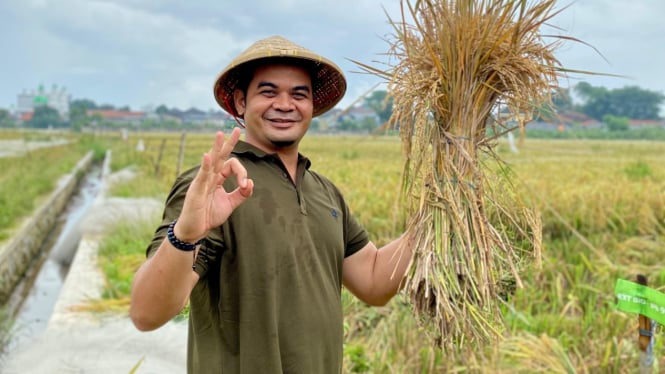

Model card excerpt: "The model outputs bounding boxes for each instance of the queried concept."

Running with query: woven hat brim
[213,37,346,118]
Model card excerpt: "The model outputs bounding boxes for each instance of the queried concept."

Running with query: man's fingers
[240,178,254,198]
[219,157,248,187]
[210,128,241,175]
[191,130,245,196]
[198,156,247,193]
[185,153,218,204]
[219,128,241,159]
[227,179,254,209]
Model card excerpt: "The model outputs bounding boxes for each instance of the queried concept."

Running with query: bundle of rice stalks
[355,0,575,350]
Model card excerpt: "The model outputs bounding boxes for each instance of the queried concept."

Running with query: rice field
[94,130,665,372]
[2,129,664,372]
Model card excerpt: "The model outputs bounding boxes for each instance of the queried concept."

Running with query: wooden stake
[154,138,166,176]
[637,274,653,374]
[177,132,186,178]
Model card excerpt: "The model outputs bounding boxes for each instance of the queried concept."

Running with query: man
[130,35,413,373]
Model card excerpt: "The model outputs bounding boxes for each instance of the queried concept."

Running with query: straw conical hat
[213,35,346,118]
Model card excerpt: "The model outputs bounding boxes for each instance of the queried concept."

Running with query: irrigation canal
[6,163,104,351]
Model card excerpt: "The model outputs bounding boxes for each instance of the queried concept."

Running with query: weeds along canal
[5,162,104,352]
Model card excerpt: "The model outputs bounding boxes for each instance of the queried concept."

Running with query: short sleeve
[144,166,220,279]
[343,210,369,257]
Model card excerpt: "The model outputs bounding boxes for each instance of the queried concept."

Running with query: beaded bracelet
[167,219,202,252]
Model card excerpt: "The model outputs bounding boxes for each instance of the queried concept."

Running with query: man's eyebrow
[292,85,311,93]
[257,81,277,89]
[256,81,311,93]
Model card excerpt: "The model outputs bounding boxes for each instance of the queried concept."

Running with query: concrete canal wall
[2,150,185,373]
[0,151,94,304]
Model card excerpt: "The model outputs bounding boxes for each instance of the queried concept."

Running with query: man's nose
[272,93,294,111]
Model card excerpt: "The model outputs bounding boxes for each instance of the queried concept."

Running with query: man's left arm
[342,236,414,306]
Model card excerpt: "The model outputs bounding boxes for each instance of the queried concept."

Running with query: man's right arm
[129,229,200,331]
[129,129,253,331]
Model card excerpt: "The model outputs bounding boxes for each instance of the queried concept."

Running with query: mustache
[264,111,302,122]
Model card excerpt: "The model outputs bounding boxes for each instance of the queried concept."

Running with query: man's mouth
[266,118,298,127]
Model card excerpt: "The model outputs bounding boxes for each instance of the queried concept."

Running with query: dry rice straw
[355,0,577,351]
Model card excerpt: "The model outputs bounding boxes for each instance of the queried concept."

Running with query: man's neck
[275,149,300,182]
[245,138,300,181]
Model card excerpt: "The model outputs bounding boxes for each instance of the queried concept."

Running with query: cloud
[1,0,663,113]
[547,0,665,92]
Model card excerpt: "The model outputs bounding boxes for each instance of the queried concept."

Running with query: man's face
[234,64,314,152]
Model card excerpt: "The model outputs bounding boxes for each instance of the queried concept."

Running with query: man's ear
[233,89,246,117]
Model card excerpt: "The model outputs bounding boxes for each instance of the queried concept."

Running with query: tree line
[1,82,662,131]
[542,82,664,121]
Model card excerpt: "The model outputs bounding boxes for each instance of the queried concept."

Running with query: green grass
[0,139,90,241]
[20,131,664,372]
[97,219,156,302]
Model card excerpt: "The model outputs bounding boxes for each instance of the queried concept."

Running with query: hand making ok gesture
[173,127,254,244]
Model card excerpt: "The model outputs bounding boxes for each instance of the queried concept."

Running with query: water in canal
[5,164,104,352]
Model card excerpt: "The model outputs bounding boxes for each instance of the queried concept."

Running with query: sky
[1,0,664,113]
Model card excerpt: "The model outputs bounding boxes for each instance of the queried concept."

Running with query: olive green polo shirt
[147,140,369,374]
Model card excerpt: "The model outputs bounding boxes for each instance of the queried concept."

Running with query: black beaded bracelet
[167,220,202,252]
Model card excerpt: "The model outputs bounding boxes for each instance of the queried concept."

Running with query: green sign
[614,278,665,325]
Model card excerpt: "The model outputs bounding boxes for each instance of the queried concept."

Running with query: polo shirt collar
[232,140,312,169]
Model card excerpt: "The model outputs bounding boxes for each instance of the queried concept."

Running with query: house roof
[555,111,590,123]
[87,110,145,120]
[20,112,33,122]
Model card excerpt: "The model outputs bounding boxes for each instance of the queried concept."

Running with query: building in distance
[16,84,71,120]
